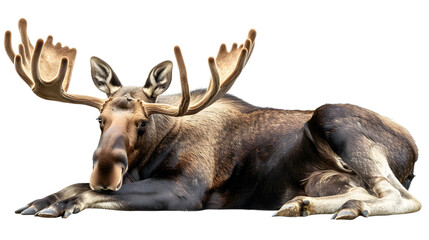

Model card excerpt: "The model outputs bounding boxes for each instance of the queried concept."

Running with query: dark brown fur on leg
[304,170,366,197]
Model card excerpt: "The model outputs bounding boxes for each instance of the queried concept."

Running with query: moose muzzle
[90,125,129,191]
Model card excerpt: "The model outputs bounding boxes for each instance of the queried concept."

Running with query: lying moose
[6,19,421,219]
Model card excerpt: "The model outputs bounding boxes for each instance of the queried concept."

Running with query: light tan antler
[144,29,256,116]
[5,19,104,109]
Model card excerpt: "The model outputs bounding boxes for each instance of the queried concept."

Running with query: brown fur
[8,19,420,219]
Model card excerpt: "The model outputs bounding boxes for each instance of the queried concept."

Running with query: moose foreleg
[15,183,91,217]
[16,178,204,218]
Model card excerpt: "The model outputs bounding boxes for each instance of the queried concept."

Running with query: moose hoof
[332,209,359,220]
[332,200,369,220]
[19,207,37,215]
[275,198,311,217]
[36,208,59,218]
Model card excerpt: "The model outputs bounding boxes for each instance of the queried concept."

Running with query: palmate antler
[5,19,104,109]
[5,19,256,116]
[144,29,256,116]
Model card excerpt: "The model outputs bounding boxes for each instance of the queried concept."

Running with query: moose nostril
[92,185,113,191]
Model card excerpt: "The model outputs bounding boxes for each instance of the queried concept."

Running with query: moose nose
[89,162,124,191]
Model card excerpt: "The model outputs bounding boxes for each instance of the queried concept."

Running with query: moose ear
[143,61,173,99]
[90,57,122,97]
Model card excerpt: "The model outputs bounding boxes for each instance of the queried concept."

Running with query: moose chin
[7,18,421,219]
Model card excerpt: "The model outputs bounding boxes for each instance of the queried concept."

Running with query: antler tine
[31,39,47,89]
[4,31,15,62]
[173,46,191,115]
[144,29,256,117]
[5,18,105,110]
[183,55,221,115]
[18,18,33,63]
[244,29,256,66]
[14,53,34,88]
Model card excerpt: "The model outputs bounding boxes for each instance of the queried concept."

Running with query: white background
[0,0,428,239]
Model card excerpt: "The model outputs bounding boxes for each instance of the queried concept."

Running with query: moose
[6,19,421,219]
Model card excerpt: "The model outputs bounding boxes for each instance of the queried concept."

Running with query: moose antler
[144,29,256,117]
[5,19,104,109]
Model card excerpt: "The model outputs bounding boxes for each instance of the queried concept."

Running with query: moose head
[5,18,256,191]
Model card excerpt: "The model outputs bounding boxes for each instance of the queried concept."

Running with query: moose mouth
[91,182,123,191]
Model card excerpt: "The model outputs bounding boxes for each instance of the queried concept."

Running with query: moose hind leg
[309,104,421,218]
[341,146,422,217]
[328,140,421,218]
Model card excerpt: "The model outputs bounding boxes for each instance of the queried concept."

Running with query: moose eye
[96,117,104,131]
[137,121,147,136]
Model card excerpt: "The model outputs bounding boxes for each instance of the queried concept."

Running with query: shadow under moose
[6,18,421,219]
